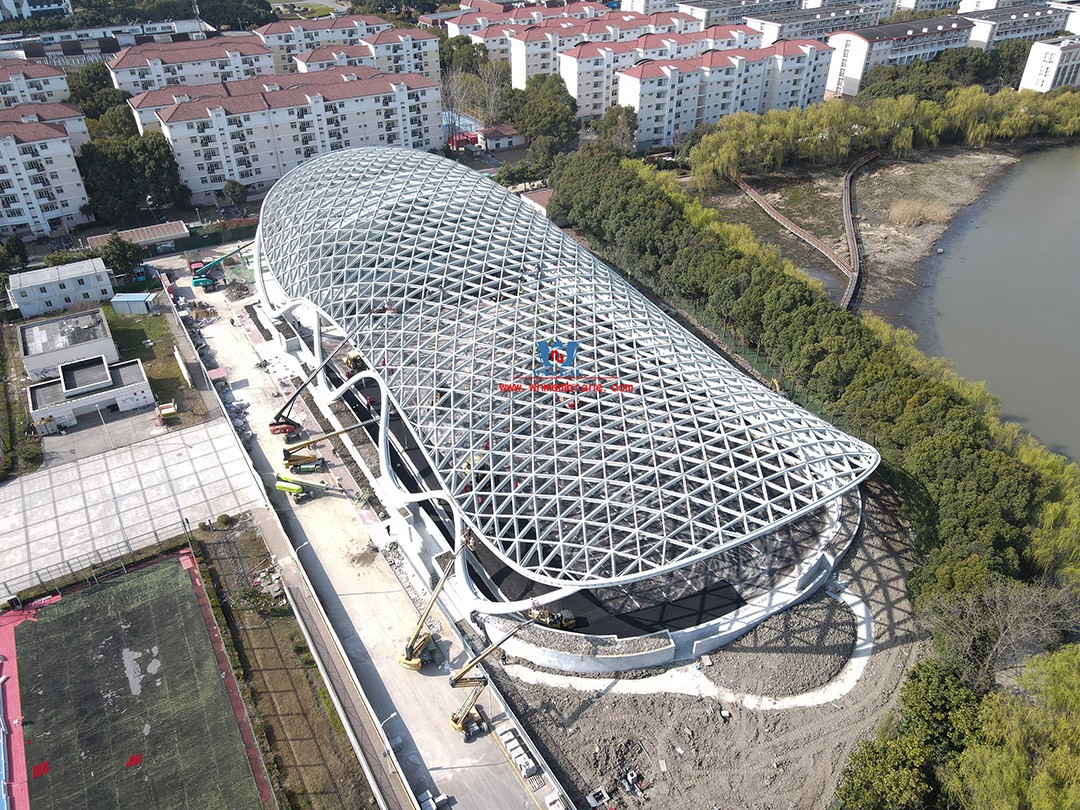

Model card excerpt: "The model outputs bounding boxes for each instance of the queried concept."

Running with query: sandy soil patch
[491,479,923,810]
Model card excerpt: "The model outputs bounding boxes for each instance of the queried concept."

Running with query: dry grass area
[887,198,954,227]
[0,319,43,477]
[196,518,376,810]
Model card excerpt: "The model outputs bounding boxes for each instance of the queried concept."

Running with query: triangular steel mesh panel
[257,146,879,587]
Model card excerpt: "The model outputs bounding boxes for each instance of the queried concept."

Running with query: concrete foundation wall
[499,633,676,674]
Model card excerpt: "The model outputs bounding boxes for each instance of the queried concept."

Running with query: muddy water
[894,144,1080,461]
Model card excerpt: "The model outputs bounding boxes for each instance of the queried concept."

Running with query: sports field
[15,559,265,810]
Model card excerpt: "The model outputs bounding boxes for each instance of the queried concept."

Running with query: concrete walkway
[196,283,542,810]
[503,584,875,711]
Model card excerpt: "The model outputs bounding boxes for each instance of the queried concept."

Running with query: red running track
[0,595,62,810]
[179,550,274,804]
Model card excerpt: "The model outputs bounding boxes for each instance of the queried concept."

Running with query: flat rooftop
[30,359,146,409]
[9,257,107,290]
[20,309,111,357]
[61,355,111,394]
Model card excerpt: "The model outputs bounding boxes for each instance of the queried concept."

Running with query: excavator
[527,606,576,631]
[398,558,456,670]
[448,619,535,742]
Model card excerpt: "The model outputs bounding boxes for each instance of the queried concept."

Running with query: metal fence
[2,518,191,600]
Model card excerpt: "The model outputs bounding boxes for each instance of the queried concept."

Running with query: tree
[67,62,112,105]
[593,105,638,154]
[439,35,488,76]
[477,61,510,124]
[441,67,473,143]
[5,235,27,267]
[993,39,1033,88]
[221,179,248,207]
[93,104,138,139]
[100,233,145,273]
[130,131,189,209]
[932,47,996,86]
[944,645,1080,809]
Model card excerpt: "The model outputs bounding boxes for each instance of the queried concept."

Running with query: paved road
[195,282,543,810]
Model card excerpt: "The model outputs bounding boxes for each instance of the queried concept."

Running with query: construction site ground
[186,260,550,810]
[489,479,922,810]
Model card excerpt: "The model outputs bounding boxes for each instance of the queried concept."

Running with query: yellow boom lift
[448,619,535,741]
[281,419,376,467]
[398,558,456,670]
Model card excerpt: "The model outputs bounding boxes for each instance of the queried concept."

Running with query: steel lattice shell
[256,147,880,588]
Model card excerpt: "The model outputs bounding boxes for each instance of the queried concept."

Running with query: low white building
[29,356,153,432]
[892,0,957,12]
[826,16,974,97]
[0,121,91,239]
[0,20,216,67]
[478,123,526,150]
[745,3,888,45]
[0,102,88,150]
[155,67,443,205]
[1047,0,1080,34]
[1020,35,1080,89]
[253,15,395,73]
[622,0,680,14]
[619,38,832,149]
[19,308,118,379]
[7,259,113,318]
[0,58,68,106]
[108,36,276,94]
[961,4,1070,49]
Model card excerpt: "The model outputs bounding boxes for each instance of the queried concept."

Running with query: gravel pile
[484,615,672,656]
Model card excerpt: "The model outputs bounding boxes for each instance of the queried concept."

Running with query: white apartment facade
[0,122,90,239]
[1020,35,1080,89]
[7,259,112,318]
[157,69,442,205]
[294,29,440,80]
[619,38,832,148]
[108,37,276,94]
[0,102,88,150]
[253,15,394,72]
[622,0,680,14]
[892,0,957,11]
[961,5,1070,49]
[446,2,610,37]
[560,24,762,117]
[957,0,1033,12]
[1047,0,1080,34]
[508,11,706,88]
[0,58,67,106]
[1,0,70,21]
[826,17,974,97]
[745,3,888,45]
[359,29,441,81]
[296,45,377,73]
[677,0,803,26]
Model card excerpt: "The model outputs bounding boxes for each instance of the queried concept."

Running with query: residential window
[82,292,90,299]
[64,296,71,303]
[45,300,52,307]
[77,278,85,286]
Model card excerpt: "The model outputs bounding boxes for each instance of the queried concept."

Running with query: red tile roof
[295,44,375,63]
[0,102,83,123]
[157,71,437,122]
[0,121,68,143]
[0,58,65,81]
[363,27,438,44]
[109,36,271,70]
[255,14,391,35]
[129,66,383,109]
[480,123,519,138]
[620,58,685,79]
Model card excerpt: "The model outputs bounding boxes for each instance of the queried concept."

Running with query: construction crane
[448,620,535,742]
[191,242,253,279]
[282,420,376,467]
[268,338,352,434]
[398,557,456,671]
